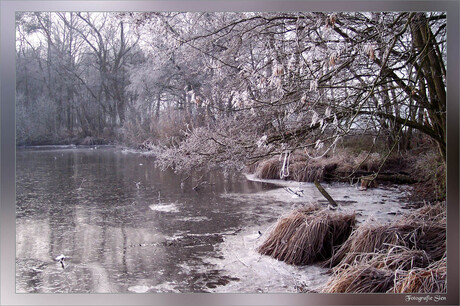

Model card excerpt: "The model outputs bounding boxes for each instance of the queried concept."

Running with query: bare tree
[142,12,446,174]
[17,11,446,173]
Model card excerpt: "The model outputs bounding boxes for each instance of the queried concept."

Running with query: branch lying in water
[314,179,338,208]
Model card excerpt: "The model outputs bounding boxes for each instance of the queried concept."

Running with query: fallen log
[314,179,338,208]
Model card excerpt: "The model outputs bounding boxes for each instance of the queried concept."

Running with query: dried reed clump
[351,246,431,271]
[257,206,356,265]
[255,157,281,180]
[410,150,446,202]
[254,154,327,182]
[392,257,447,293]
[324,222,446,268]
[319,201,446,294]
[290,161,325,182]
[252,149,386,182]
[322,252,446,294]
[245,162,259,175]
[400,202,446,225]
[321,264,395,293]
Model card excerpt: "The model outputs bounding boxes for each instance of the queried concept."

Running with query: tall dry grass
[410,151,446,202]
[251,148,384,183]
[320,203,446,293]
[324,222,446,268]
[392,257,447,293]
[255,157,282,180]
[257,205,356,265]
[359,246,431,271]
[321,264,395,293]
[399,202,446,225]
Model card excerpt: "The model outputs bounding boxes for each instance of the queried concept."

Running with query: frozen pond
[16,146,411,293]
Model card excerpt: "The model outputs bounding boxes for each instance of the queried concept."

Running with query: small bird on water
[55,254,66,269]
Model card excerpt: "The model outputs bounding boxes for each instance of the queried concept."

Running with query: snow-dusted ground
[205,174,413,293]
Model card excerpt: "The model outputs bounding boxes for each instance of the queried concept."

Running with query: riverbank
[246,146,445,205]
[212,175,446,293]
[201,174,442,293]
[120,134,446,204]
[16,135,114,147]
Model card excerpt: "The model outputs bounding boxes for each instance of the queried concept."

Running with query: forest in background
[16,12,447,201]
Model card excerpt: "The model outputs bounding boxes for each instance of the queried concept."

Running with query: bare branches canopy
[16,11,447,171]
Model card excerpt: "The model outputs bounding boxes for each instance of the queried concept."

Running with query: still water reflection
[16,146,284,293]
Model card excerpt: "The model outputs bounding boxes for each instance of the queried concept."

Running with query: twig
[284,187,304,197]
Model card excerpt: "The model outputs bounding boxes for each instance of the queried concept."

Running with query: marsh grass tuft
[251,149,385,183]
[323,222,446,269]
[320,203,446,293]
[392,257,447,293]
[321,264,395,293]
[257,205,356,265]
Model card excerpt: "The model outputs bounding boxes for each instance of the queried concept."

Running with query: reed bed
[321,264,395,293]
[255,157,281,180]
[257,205,356,265]
[322,256,447,294]
[320,202,446,293]
[253,154,330,182]
[356,152,381,172]
[252,149,385,182]
[289,161,325,182]
[392,257,447,293]
[399,202,446,225]
[324,222,446,268]
[322,246,446,294]
[364,246,431,271]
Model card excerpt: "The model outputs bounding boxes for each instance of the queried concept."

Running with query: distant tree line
[16,12,142,144]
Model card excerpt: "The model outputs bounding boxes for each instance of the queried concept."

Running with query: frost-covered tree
[16,12,142,144]
[17,11,446,172]
[137,12,446,175]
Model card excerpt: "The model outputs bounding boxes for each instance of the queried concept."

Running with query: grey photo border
[1,1,458,305]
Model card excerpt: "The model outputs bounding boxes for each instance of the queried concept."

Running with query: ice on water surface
[16,147,414,293]
[128,285,151,293]
[205,226,330,293]
[149,203,180,213]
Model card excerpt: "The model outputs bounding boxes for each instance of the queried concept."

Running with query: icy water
[16,146,411,293]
